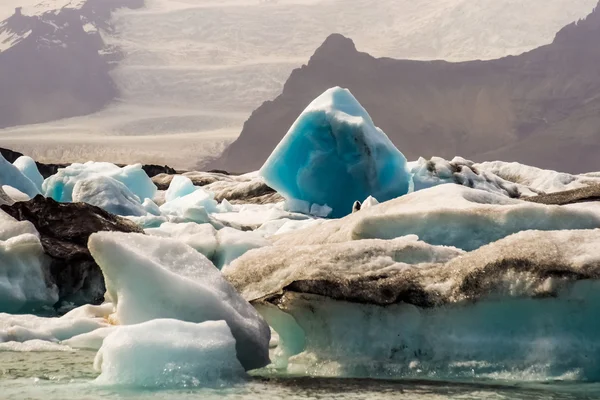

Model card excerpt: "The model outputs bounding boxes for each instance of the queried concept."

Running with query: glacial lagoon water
[2,351,600,400]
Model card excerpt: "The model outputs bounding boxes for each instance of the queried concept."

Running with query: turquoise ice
[260,87,411,218]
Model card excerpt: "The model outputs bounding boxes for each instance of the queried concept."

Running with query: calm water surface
[2,351,600,400]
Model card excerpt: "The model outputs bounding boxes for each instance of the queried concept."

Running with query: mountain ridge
[208,2,600,174]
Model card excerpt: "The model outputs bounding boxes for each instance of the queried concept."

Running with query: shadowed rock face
[210,3,600,174]
[0,195,143,308]
[0,0,144,129]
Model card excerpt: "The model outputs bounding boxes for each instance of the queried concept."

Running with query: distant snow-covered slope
[0,0,596,169]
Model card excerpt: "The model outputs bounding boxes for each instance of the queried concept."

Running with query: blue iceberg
[0,153,41,199]
[260,87,410,218]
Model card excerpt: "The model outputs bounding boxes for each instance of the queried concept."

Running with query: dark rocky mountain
[0,0,143,129]
[209,3,600,174]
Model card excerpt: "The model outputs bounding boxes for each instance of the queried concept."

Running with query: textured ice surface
[0,340,74,352]
[2,185,31,202]
[0,153,40,198]
[214,227,270,270]
[475,161,600,193]
[159,187,219,224]
[268,282,600,381]
[410,157,534,197]
[43,162,156,203]
[250,229,600,380]
[0,211,56,314]
[145,222,218,260]
[88,232,271,370]
[12,156,44,192]
[273,184,600,251]
[62,326,117,351]
[212,203,308,231]
[72,176,147,217]
[224,236,464,302]
[0,307,109,344]
[94,319,245,388]
[260,87,411,218]
[165,175,197,202]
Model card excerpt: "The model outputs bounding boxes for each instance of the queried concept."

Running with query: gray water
[2,351,600,400]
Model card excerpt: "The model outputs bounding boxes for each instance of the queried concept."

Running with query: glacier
[88,231,271,370]
[94,319,245,388]
[260,87,411,218]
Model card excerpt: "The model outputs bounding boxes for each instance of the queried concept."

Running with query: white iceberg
[72,176,147,217]
[145,222,218,260]
[12,156,44,192]
[214,227,270,269]
[43,162,156,203]
[0,153,40,199]
[0,211,57,313]
[165,175,197,202]
[273,184,600,251]
[159,187,219,224]
[94,319,245,388]
[88,232,271,370]
[260,87,411,218]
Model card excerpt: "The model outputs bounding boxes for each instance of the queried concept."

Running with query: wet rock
[0,195,143,307]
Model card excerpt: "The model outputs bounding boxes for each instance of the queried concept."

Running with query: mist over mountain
[0,0,143,129]
[210,3,600,174]
[0,0,596,169]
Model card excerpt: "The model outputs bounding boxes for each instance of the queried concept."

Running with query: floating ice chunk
[2,185,30,202]
[126,215,168,229]
[142,198,161,216]
[284,199,310,215]
[0,211,57,314]
[0,233,56,314]
[273,184,600,251]
[43,162,156,203]
[145,222,218,260]
[63,326,117,350]
[0,210,38,240]
[310,203,332,218]
[88,232,271,370]
[13,156,44,192]
[0,340,74,352]
[224,236,464,302]
[476,160,600,194]
[94,319,245,388]
[273,219,324,237]
[410,157,532,197]
[0,153,40,198]
[214,227,270,269]
[0,311,109,343]
[72,176,147,217]
[165,175,197,202]
[213,203,307,231]
[361,196,379,210]
[218,199,234,213]
[260,87,411,218]
[159,187,219,223]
